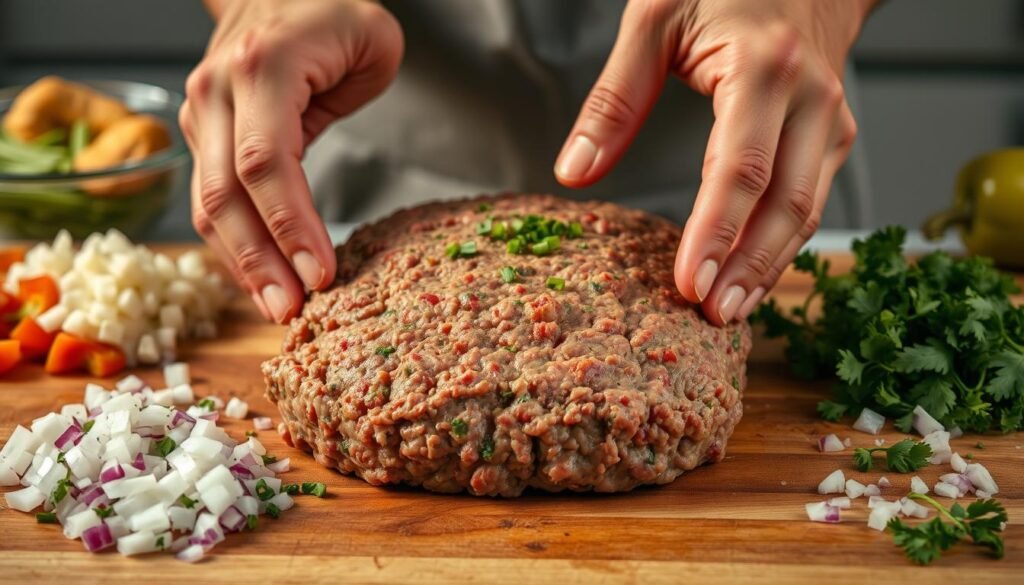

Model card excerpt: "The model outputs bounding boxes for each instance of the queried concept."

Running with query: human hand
[181,0,403,322]
[555,0,875,325]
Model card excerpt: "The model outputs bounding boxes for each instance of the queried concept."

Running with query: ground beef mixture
[262,194,750,496]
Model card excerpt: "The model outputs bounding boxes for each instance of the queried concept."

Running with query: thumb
[555,4,674,188]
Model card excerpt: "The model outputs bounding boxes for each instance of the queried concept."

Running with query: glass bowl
[0,80,189,240]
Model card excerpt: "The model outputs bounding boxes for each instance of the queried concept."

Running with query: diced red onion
[54,425,83,449]
[852,407,885,435]
[82,523,115,552]
[198,412,219,422]
[170,410,196,429]
[78,485,105,505]
[133,426,165,439]
[805,501,841,523]
[939,473,973,495]
[229,463,255,479]
[219,507,246,533]
[817,434,844,453]
[99,463,125,483]
[131,453,146,471]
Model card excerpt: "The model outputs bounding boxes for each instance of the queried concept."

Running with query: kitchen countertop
[0,249,1017,584]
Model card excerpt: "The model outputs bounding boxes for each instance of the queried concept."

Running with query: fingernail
[261,284,291,323]
[693,259,718,302]
[556,135,597,182]
[737,286,765,321]
[250,291,271,321]
[292,250,324,290]
[717,285,746,323]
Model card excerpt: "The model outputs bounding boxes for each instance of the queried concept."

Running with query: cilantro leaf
[988,351,1024,401]
[888,494,1008,564]
[892,343,952,375]
[752,227,1024,434]
[851,439,930,473]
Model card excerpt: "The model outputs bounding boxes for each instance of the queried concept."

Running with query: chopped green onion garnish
[451,418,469,438]
[247,514,259,530]
[51,479,71,504]
[476,219,493,235]
[300,482,327,497]
[261,454,277,465]
[36,512,58,524]
[93,505,114,518]
[155,437,177,457]
[376,345,396,357]
[445,242,460,258]
[569,222,584,237]
[546,277,566,291]
[196,398,216,410]
[179,495,197,509]
[282,484,300,496]
[265,502,281,519]
[460,241,477,256]
[490,222,507,239]
[507,237,525,254]
[255,478,275,501]
[499,266,517,283]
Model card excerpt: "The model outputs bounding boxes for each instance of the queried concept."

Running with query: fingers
[229,37,336,292]
[673,81,789,304]
[734,103,857,320]
[554,0,678,187]
[188,68,305,323]
[700,80,842,324]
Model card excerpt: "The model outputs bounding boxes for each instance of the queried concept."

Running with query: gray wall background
[1,0,1021,239]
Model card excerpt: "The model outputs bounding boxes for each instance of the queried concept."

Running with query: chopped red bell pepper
[0,339,21,374]
[17,275,60,318]
[0,247,26,274]
[10,317,56,359]
[86,343,126,377]
[0,290,20,315]
[45,332,92,374]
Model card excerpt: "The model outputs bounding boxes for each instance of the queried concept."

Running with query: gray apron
[304,0,871,228]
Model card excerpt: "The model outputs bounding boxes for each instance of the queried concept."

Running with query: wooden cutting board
[0,248,1021,584]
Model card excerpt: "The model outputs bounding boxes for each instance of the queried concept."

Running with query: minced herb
[546,277,565,291]
[500,266,517,283]
[254,478,275,501]
[93,505,114,518]
[301,482,327,497]
[179,495,197,509]
[246,514,259,530]
[265,502,281,519]
[282,484,300,496]
[36,512,58,524]
[155,437,177,457]
[481,437,495,460]
[451,418,469,437]
[376,345,397,357]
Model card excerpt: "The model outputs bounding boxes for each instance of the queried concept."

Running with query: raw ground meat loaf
[262,194,751,496]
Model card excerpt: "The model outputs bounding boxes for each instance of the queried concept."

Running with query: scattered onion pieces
[806,501,841,523]
[817,469,845,495]
[911,405,945,437]
[817,434,844,453]
[0,366,325,559]
[252,417,273,432]
[852,407,885,435]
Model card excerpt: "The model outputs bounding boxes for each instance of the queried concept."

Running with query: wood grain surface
[0,248,1021,584]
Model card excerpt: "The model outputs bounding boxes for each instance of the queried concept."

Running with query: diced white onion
[817,434,844,453]
[845,478,866,499]
[950,452,967,473]
[910,475,929,494]
[224,397,248,420]
[852,408,885,435]
[965,463,999,495]
[877,476,891,488]
[252,417,273,431]
[934,482,960,499]
[864,484,881,497]
[164,363,190,388]
[922,430,951,464]
[912,405,945,436]
[817,469,845,495]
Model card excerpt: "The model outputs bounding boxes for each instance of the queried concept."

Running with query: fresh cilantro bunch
[753,227,1024,433]
[888,494,1007,564]
[852,439,931,472]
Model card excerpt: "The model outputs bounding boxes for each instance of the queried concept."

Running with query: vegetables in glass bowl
[0,79,189,240]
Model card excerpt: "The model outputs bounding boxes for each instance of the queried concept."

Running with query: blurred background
[1,0,1021,240]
